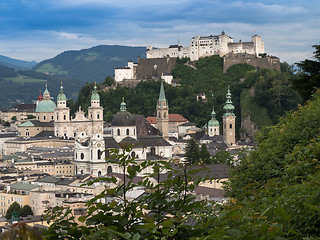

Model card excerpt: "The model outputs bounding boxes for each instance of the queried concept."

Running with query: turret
[208,107,220,137]
[57,81,67,108]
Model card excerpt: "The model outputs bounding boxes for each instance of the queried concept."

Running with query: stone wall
[223,53,281,73]
[136,57,177,79]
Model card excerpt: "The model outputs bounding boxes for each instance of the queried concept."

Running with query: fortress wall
[136,57,177,79]
[223,53,281,73]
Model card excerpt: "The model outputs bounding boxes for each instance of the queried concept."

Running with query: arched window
[131,151,136,158]
[107,166,112,174]
[98,171,101,177]
[64,115,66,120]
[51,116,53,120]
[75,153,77,159]
[117,129,120,136]
[98,150,101,159]
[57,115,59,120]
[229,124,232,129]
[81,153,84,160]
[158,112,161,118]
[97,114,100,119]
[126,129,129,135]
[81,170,84,174]
[164,112,166,118]
[43,116,46,121]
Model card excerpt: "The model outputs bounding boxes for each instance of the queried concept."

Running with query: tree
[27,114,36,119]
[291,44,320,101]
[200,144,210,163]
[185,138,200,164]
[6,202,21,220]
[210,150,233,165]
[104,75,115,86]
[44,145,211,239]
[11,116,16,121]
[20,205,33,217]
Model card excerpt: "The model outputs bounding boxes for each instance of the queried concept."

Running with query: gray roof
[34,176,61,184]
[10,182,40,191]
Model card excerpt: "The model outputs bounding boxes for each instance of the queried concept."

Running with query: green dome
[208,108,219,127]
[36,100,57,113]
[57,84,67,101]
[91,84,100,101]
[208,119,220,127]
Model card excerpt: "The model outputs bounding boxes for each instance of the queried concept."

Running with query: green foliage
[200,144,210,163]
[104,76,115,86]
[44,146,211,239]
[33,45,146,84]
[227,91,320,238]
[6,202,21,220]
[291,44,320,101]
[11,116,16,121]
[20,205,33,217]
[5,203,33,220]
[210,150,233,165]
[185,138,200,164]
[0,222,43,240]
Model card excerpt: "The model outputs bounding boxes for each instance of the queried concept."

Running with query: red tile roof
[146,114,188,124]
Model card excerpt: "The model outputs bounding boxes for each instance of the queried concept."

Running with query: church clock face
[97,143,101,147]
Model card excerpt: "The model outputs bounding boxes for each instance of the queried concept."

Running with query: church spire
[158,80,166,102]
[57,81,67,101]
[223,86,235,116]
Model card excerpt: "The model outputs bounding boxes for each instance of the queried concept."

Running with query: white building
[114,61,137,82]
[147,32,265,61]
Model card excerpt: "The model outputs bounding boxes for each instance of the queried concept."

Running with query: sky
[0,0,319,64]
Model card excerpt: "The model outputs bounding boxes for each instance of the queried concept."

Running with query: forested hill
[0,55,37,70]
[33,45,146,84]
[74,56,301,139]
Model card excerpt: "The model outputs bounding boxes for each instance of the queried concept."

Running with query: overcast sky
[0,0,319,64]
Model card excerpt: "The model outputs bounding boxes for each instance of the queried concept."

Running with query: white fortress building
[146,31,265,61]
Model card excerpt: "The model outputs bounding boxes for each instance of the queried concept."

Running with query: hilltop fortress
[146,31,265,61]
[115,31,280,85]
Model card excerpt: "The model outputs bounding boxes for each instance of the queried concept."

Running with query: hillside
[0,55,37,70]
[33,45,146,84]
[74,56,301,139]
[0,65,82,109]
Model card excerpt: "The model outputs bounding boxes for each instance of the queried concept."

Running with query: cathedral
[73,81,172,177]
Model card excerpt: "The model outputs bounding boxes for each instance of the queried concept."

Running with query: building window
[97,114,100,119]
[117,129,120,136]
[229,124,232,129]
[98,150,101,159]
[43,116,46,121]
[126,129,129,135]
[64,115,66,120]
[81,153,84,160]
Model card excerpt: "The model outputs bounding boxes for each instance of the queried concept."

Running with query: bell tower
[223,86,236,145]
[156,81,169,141]
[54,82,70,137]
[88,82,104,134]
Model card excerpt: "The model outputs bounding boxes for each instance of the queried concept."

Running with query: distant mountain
[33,45,146,84]
[0,55,37,70]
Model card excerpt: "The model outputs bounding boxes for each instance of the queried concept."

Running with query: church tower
[156,81,169,140]
[208,107,220,137]
[223,86,236,145]
[54,82,71,137]
[87,82,104,134]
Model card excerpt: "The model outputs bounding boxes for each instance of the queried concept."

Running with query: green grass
[240,90,273,129]
[36,63,68,75]
[5,75,45,83]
